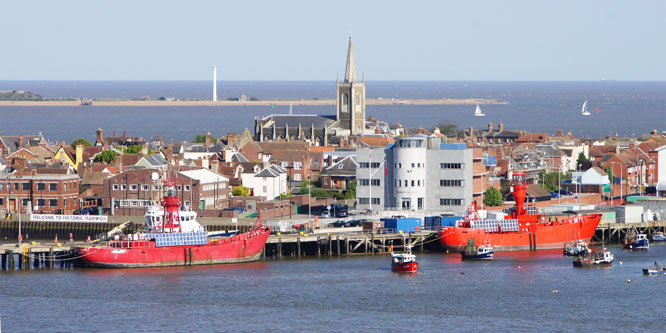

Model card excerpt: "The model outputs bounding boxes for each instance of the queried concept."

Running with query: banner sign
[30,214,108,223]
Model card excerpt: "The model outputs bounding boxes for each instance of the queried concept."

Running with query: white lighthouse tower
[212,65,218,102]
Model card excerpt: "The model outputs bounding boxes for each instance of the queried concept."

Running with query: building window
[294,174,302,181]
[0,183,3,190]
[342,93,349,112]
[371,179,380,186]
[440,179,463,187]
[113,184,119,190]
[130,184,138,191]
[294,162,302,170]
[63,198,67,206]
[371,198,380,205]
[121,184,127,190]
[153,185,161,190]
[37,199,46,207]
[142,185,150,191]
[0,198,3,205]
[49,199,58,207]
[185,185,191,191]
[14,183,18,190]
[440,163,463,169]
[370,162,380,168]
[49,183,58,191]
[37,183,46,191]
[22,183,31,190]
[358,179,369,186]
[64,183,67,190]
[22,198,30,206]
[360,162,369,168]
[177,185,182,190]
[404,180,408,187]
[281,162,289,168]
[262,185,267,193]
[440,198,463,206]
[358,198,369,204]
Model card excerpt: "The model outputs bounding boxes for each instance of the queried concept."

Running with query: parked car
[550,191,560,198]
[328,220,351,228]
[347,219,362,227]
[558,188,573,195]
[74,207,99,215]
[223,206,246,213]
[320,211,331,218]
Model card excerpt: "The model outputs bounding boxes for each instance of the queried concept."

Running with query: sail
[582,101,590,115]
[474,104,485,116]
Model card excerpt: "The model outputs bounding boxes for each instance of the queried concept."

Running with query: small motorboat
[652,232,666,242]
[643,262,666,275]
[461,239,494,260]
[563,240,590,256]
[391,245,418,273]
[573,249,614,267]
[623,234,649,250]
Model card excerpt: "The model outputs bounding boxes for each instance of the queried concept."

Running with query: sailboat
[474,104,485,117]
[581,101,591,116]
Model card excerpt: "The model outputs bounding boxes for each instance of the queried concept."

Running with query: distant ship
[473,104,485,117]
[581,101,591,116]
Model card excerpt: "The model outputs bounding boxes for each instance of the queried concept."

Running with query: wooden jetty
[593,221,666,244]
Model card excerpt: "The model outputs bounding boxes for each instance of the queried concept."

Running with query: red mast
[162,179,182,233]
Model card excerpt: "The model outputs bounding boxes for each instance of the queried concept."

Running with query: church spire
[344,34,357,83]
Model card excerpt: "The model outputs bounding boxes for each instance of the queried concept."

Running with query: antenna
[212,65,217,102]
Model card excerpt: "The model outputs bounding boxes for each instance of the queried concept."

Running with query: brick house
[0,171,80,215]
[103,168,230,216]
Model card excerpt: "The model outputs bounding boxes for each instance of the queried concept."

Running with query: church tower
[336,34,365,135]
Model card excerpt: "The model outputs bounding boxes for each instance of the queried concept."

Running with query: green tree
[232,185,250,197]
[70,138,92,149]
[432,120,459,136]
[93,150,118,164]
[483,187,503,207]
[576,152,591,171]
[193,134,217,143]
[344,180,356,199]
[537,171,561,192]
[604,166,615,184]
[122,145,143,154]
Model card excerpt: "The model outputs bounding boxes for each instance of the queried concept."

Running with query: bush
[70,138,92,149]
[232,186,250,197]
[483,187,503,207]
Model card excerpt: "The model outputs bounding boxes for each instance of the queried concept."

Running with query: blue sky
[1,0,665,81]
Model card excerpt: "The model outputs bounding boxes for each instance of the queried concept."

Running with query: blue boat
[461,238,494,260]
[624,234,649,250]
[652,232,665,242]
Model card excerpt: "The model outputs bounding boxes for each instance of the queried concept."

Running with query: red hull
[77,227,271,268]
[391,261,418,273]
[438,214,601,252]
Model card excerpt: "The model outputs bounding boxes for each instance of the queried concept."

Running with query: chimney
[468,126,474,137]
[96,128,104,146]
[113,131,117,138]
[488,121,494,132]
[210,159,219,172]
[123,131,127,138]
[374,119,379,126]
[498,121,504,132]
[651,129,657,135]
[557,130,563,136]
[18,134,24,148]
[141,146,148,155]
[205,132,212,148]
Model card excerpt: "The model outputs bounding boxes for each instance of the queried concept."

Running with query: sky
[1,0,665,81]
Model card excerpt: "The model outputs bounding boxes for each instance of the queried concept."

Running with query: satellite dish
[151,172,159,181]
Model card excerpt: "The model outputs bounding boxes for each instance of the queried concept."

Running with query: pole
[558,168,561,205]
[369,151,372,213]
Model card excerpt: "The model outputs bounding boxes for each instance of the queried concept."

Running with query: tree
[93,150,118,164]
[605,166,616,184]
[232,185,250,197]
[344,180,356,199]
[193,134,217,143]
[432,120,459,136]
[537,171,561,192]
[576,152,591,171]
[483,187,503,207]
[70,138,91,149]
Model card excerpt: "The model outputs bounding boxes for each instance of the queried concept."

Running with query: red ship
[76,179,270,268]
[438,170,601,252]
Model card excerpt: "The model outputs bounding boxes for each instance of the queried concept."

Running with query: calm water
[1,244,665,332]
[1,81,666,142]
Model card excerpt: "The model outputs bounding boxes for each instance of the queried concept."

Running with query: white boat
[474,104,485,117]
[581,101,591,116]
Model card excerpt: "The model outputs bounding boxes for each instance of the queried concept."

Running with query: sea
[1,244,666,331]
[1,81,666,143]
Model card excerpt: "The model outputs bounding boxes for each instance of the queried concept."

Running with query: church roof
[260,114,336,129]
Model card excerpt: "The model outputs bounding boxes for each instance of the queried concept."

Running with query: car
[320,211,331,218]
[74,207,99,215]
[223,206,246,213]
[334,209,348,218]
[558,188,573,195]
[550,191,560,198]
[347,219,362,227]
[328,220,351,228]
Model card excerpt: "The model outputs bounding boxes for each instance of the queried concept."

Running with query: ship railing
[105,240,152,249]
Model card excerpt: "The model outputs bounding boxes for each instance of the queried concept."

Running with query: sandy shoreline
[0,98,506,107]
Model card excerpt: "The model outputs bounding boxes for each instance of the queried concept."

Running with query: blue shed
[381,218,422,232]
[424,216,462,229]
